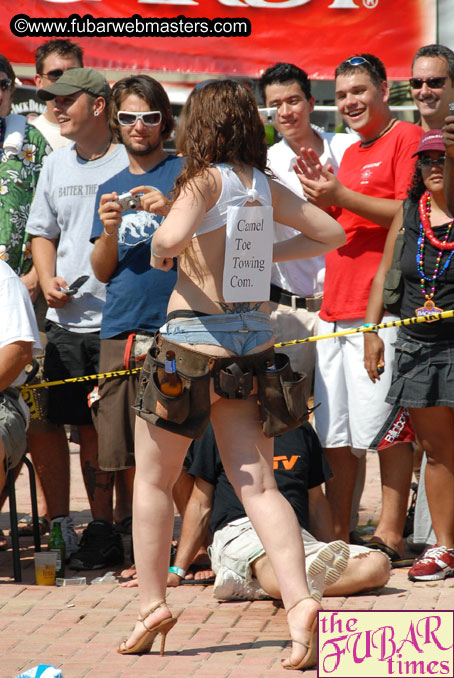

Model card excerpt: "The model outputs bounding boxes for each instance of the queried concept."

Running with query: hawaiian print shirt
[0,120,50,275]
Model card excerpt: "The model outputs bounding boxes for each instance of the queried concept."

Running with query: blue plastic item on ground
[14,666,63,678]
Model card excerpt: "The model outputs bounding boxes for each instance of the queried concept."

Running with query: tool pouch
[134,335,212,439]
[256,352,310,437]
[215,362,254,399]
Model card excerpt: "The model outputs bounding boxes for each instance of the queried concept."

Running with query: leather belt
[270,285,322,313]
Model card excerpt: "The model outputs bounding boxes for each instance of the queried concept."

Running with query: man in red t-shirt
[297,54,422,563]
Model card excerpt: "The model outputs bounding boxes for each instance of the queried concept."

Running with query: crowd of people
[1,38,454,670]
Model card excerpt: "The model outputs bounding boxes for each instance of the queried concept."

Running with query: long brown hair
[174,79,268,199]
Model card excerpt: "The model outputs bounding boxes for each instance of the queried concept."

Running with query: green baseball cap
[37,67,110,101]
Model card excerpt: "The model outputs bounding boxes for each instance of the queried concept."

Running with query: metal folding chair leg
[7,455,41,582]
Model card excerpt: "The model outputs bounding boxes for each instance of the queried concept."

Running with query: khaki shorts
[209,516,372,584]
[0,389,28,472]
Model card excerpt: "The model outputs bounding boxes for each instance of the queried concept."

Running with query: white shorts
[208,516,370,584]
[314,316,399,450]
[269,301,319,400]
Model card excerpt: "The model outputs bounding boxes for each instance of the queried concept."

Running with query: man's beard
[124,138,162,157]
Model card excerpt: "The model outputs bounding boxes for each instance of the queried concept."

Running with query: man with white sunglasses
[89,76,183,495]
[26,68,129,570]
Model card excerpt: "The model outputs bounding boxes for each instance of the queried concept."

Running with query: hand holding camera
[117,191,143,211]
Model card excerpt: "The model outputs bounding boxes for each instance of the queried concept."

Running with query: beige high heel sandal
[282,596,319,671]
[117,600,177,655]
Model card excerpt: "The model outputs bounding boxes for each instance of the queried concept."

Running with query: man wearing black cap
[26,68,130,570]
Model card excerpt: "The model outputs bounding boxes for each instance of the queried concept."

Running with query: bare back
[168,164,271,318]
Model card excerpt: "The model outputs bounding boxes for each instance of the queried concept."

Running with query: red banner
[3,0,436,80]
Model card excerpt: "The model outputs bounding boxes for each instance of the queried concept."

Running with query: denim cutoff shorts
[161,311,274,355]
[386,329,454,408]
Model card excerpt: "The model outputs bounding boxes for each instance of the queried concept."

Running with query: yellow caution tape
[274,309,454,347]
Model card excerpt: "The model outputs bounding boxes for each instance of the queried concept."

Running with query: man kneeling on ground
[122,421,390,599]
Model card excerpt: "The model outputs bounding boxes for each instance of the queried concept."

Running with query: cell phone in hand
[60,275,89,295]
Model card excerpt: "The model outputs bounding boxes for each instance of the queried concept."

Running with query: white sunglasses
[117,110,162,127]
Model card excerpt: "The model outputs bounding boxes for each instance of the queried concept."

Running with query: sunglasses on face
[418,155,446,168]
[0,78,13,92]
[117,110,162,127]
[41,69,64,82]
[409,77,448,89]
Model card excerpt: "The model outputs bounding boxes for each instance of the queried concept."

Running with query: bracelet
[362,323,378,333]
[103,226,116,237]
[168,566,186,578]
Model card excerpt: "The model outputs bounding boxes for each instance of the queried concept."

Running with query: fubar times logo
[318,611,454,678]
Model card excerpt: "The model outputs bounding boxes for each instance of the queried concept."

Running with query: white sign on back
[222,204,273,302]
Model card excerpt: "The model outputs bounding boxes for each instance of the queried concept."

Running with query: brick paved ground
[0,447,452,678]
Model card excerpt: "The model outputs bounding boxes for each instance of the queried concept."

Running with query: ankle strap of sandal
[138,600,166,622]
[286,595,315,615]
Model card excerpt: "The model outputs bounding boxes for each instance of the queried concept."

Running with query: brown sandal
[117,600,177,655]
[282,596,319,671]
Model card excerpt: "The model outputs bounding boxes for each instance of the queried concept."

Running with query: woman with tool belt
[364,129,454,583]
[118,80,345,669]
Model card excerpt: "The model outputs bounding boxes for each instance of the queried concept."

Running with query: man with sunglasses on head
[410,44,454,132]
[33,39,83,149]
[297,54,422,565]
[26,68,130,570]
[89,76,183,493]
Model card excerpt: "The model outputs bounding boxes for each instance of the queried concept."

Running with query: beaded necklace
[415,191,454,321]
[419,190,454,250]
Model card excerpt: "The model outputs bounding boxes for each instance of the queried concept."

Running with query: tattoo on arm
[217,302,263,314]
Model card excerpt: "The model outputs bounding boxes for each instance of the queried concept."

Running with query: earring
[94,110,99,117]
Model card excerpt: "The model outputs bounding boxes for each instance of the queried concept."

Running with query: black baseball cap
[37,67,110,101]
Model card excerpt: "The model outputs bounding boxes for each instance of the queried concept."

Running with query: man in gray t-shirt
[26,68,129,571]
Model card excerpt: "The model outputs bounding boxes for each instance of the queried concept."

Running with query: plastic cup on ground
[34,551,57,586]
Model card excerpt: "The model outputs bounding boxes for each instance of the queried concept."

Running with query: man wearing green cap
[26,67,130,570]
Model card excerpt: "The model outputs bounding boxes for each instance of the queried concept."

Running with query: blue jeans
[162,311,273,355]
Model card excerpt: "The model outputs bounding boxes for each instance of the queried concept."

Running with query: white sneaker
[306,540,350,602]
[213,566,269,601]
[50,515,79,561]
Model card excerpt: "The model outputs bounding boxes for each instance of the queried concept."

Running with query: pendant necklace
[416,190,454,321]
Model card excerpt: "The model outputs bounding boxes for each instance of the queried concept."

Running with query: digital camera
[117,192,142,211]
[258,107,277,125]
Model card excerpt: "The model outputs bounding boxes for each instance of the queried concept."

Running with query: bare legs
[372,442,413,555]
[325,443,413,556]
[126,395,319,665]
[408,407,454,548]
[324,447,358,542]
[27,428,70,519]
[123,417,189,649]
[210,395,319,666]
[79,424,114,522]
[252,550,390,599]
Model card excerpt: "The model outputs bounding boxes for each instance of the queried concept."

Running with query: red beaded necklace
[415,191,454,321]
[419,190,454,250]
